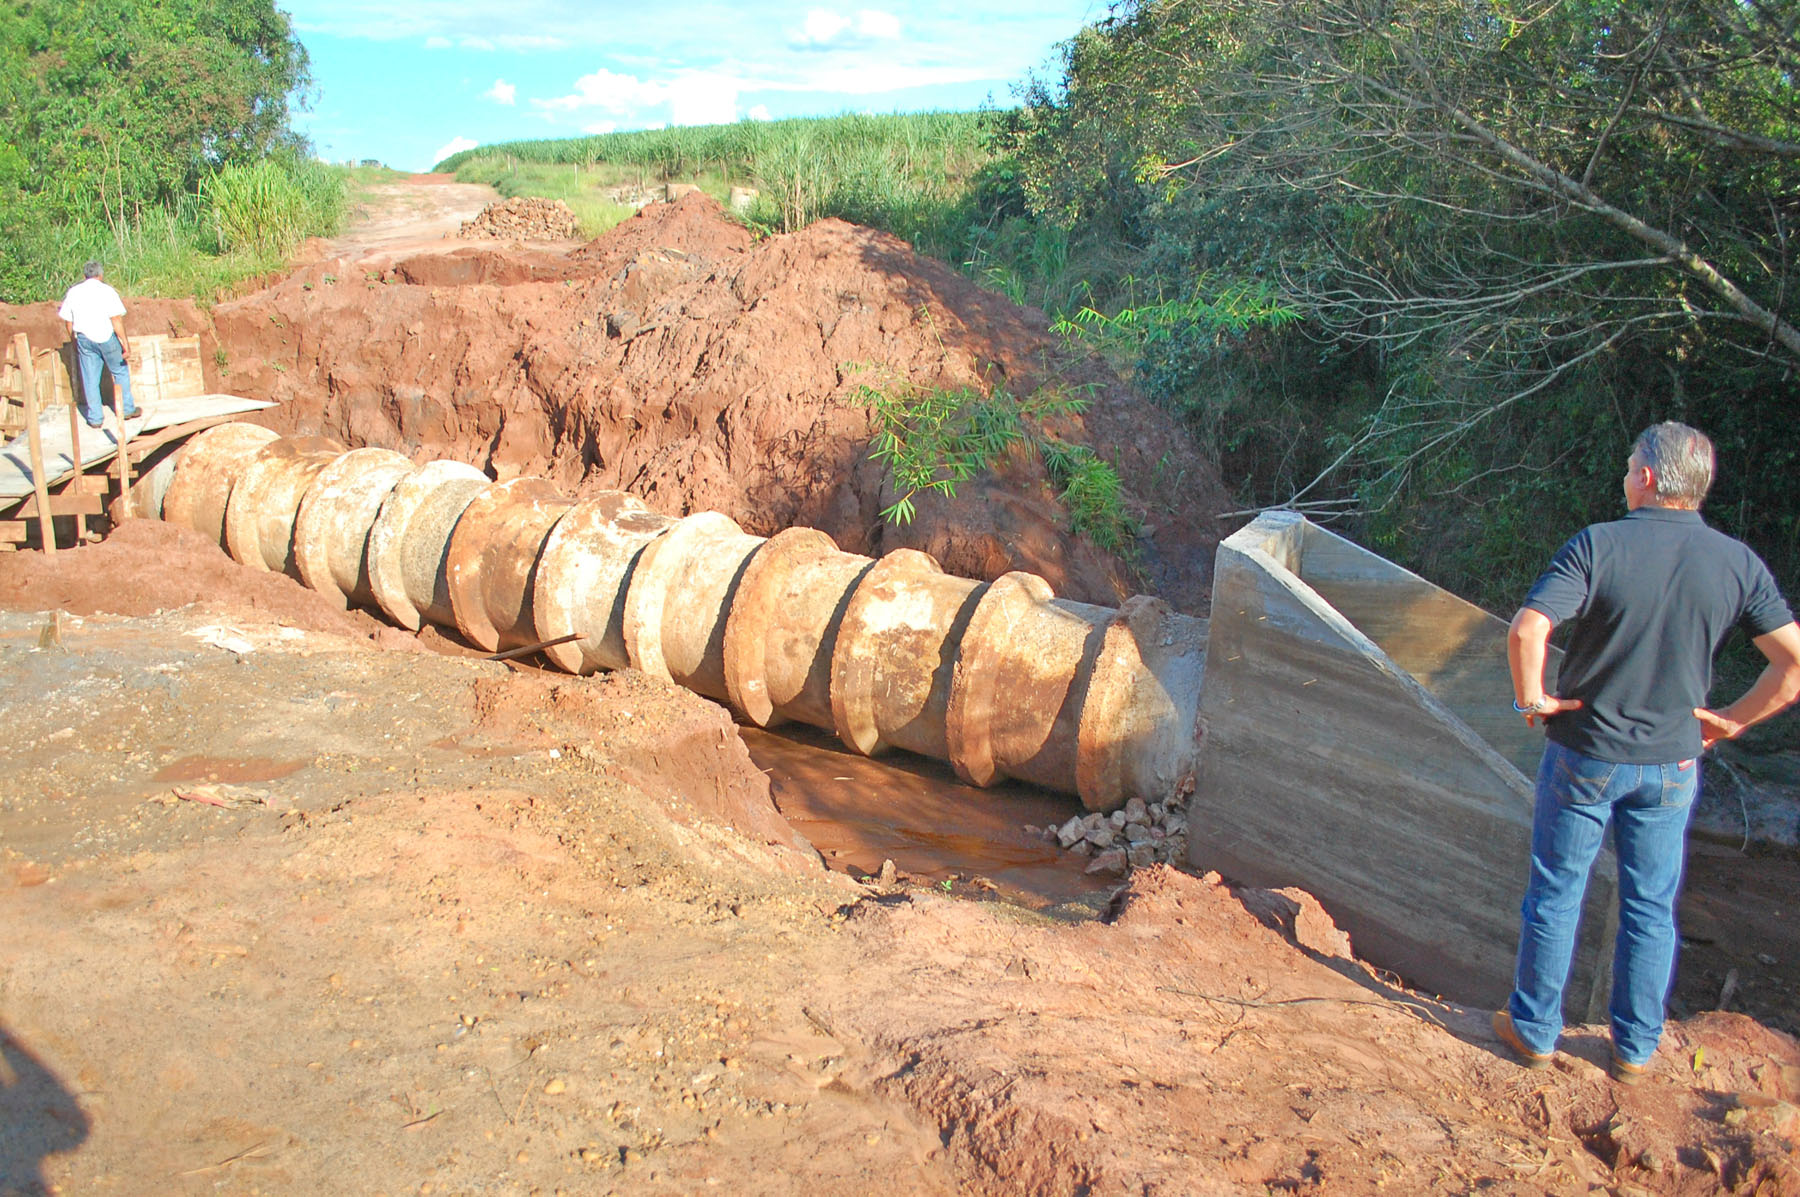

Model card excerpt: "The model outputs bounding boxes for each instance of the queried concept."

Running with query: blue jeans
[1507,740,1697,1065]
[73,332,136,425]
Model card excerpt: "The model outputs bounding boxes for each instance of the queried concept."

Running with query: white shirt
[58,278,127,342]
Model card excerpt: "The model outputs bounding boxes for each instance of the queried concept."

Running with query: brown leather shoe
[1608,1053,1649,1084]
[1492,1010,1552,1069]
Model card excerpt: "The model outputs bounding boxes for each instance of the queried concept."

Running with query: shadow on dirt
[0,1022,88,1194]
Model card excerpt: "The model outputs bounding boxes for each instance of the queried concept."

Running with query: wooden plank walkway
[0,395,273,500]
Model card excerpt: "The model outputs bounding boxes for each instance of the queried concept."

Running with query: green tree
[1005,0,1800,607]
[0,0,311,298]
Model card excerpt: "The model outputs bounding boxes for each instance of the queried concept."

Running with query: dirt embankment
[1,574,1795,1194]
[3,192,1227,611]
[4,183,1798,1196]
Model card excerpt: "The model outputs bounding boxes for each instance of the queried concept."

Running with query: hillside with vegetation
[0,0,350,303]
[446,0,1800,686]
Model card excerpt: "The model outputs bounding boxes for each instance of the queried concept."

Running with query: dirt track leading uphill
[1,180,1798,1196]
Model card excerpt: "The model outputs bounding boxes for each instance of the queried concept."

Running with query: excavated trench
[12,191,1797,1027]
[134,422,1201,906]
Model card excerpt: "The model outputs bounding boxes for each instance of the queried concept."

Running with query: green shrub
[852,370,1134,551]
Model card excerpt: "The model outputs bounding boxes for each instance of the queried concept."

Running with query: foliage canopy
[0,0,314,300]
[1003,0,1800,609]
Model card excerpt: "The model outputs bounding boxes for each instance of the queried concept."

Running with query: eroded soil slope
[1,535,1797,1195]
[205,192,1227,610]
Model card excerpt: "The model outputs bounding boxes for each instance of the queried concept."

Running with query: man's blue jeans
[1507,740,1697,1066]
[73,332,136,425]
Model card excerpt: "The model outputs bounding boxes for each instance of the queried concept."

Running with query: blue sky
[283,1,1107,172]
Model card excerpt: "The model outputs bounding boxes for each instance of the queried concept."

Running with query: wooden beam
[13,333,56,556]
[114,359,130,521]
[8,491,106,518]
[66,346,84,543]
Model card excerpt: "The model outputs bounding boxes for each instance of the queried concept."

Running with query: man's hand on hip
[1522,695,1583,727]
[1694,707,1740,749]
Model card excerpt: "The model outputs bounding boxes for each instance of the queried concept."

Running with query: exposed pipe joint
[151,424,1206,811]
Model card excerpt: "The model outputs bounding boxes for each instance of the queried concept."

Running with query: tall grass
[440,112,994,262]
[1,159,355,304]
[204,156,347,255]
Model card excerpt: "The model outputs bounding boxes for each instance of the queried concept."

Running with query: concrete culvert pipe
[532,491,677,675]
[444,477,574,653]
[621,511,766,703]
[116,451,181,523]
[364,460,491,632]
[945,571,1098,792]
[1073,596,1207,809]
[156,425,1205,811]
[722,526,875,730]
[293,448,418,608]
[828,548,983,763]
[224,436,347,577]
[160,423,281,549]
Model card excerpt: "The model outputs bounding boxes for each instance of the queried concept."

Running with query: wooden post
[13,334,56,557]
[115,334,130,521]
[63,343,84,541]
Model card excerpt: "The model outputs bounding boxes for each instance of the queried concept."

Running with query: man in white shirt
[57,260,140,430]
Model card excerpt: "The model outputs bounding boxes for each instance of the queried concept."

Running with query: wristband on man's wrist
[1513,696,1551,714]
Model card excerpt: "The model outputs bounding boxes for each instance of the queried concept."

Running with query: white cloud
[431,135,479,165]
[460,35,495,51]
[485,78,517,105]
[582,120,617,135]
[535,67,740,126]
[747,104,772,121]
[535,67,667,114]
[791,7,902,48]
[424,35,452,49]
[668,73,739,125]
[855,9,902,39]
[795,10,850,46]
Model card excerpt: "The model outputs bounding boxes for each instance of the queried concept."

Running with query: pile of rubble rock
[1026,793,1190,877]
[459,197,581,241]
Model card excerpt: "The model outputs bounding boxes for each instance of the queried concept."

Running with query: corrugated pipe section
[136,424,1207,812]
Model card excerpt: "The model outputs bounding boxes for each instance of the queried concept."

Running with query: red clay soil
[0,518,401,644]
[1,544,1794,1193]
[1,193,1225,609]
[202,192,1226,610]
[839,865,1800,1196]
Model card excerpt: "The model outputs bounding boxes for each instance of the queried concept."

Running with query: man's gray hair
[81,260,103,279]
[1634,421,1715,506]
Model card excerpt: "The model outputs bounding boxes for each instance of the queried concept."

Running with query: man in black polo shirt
[1494,422,1800,1083]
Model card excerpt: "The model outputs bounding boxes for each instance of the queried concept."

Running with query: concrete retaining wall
[1188,512,1615,1014]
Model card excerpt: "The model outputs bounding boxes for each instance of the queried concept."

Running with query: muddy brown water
[151,754,307,783]
[480,652,1116,910]
[739,723,1112,910]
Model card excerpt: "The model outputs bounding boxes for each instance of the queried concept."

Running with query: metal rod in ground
[486,632,584,663]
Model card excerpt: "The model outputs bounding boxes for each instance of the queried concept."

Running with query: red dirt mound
[204,193,1229,610]
[0,517,413,647]
[0,298,222,380]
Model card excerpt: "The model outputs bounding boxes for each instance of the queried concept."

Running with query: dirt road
[2,178,1798,1196]
[311,174,500,263]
